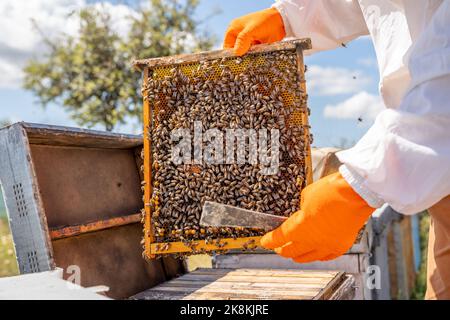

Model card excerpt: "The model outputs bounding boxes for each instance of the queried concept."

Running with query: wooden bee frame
[135,38,313,258]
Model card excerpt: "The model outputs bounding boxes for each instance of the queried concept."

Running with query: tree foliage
[23,0,216,131]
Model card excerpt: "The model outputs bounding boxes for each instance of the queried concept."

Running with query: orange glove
[223,7,286,56]
[260,172,375,263]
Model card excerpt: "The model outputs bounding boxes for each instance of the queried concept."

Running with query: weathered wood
[295,45,313,186]
[400,216,416,294]
[0,123,54,273]
[134,38,312,70]
[132,268,351,300]
[23,122,142,149]
[213,253,364,274]
[49,213,141,240]
[329,275,356,300]
[29,144,143,228]
[0,122,186,299]
[188,268,338,277]
[52,223,167,299]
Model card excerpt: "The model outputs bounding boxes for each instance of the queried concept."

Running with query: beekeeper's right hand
[260,172,375,262]
[223,8,286,56]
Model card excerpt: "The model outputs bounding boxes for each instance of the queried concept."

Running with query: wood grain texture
[52,223,167,299]
[0,123,54,273]
[1,122,186,299]
[30,144,143,228]
[23,122,142,149]
[49,213,141,239]
[132,268,350,300]
[134,38,312,70]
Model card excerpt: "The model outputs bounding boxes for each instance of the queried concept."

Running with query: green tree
[23,0,216,131]
[0,119,11,128]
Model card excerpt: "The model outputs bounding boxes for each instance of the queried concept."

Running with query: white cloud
[323,91,385,121]
[0,0,137,89]
[0,59,23,89]
[357,57,378,67]
[307,65,372,96]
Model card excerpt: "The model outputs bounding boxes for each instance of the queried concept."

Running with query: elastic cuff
[272,1,294,38]
[339,165,385,209]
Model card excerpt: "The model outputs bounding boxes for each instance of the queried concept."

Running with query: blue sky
[0,0,381,148]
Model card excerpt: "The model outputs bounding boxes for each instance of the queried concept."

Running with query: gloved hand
[223,7,286,56]
[260,172,375,262]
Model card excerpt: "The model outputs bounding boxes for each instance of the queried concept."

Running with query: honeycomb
[140,42,312,256]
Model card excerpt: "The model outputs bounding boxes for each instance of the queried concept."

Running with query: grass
[0,216,19,278]
[411,212,430,299]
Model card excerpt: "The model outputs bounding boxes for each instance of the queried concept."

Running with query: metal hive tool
[134,38,313,258]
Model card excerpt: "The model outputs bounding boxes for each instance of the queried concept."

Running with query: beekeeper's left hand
[260,172,375,262]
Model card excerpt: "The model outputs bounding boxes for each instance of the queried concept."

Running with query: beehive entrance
[136,39,313,257]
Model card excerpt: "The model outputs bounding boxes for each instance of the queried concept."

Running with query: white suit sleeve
[337,2,450,215]
[272,0,368,53]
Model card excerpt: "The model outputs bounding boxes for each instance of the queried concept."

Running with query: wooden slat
[135,268,350,300]
[192,268,338,278]
[329,275,356,300]
[295,45,313,186]
[143,290,313,300]
[313,271,346,300]
[49,213,141,240]
[175,274,334,285]
[150,237,262,255]
[23,122,142,149]
[149,286,320,297]
[167,276,332,287]
[155,280,328,290]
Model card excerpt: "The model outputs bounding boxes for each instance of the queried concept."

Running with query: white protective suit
[273,0,450,214]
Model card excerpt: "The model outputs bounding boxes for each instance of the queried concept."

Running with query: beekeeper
[224,1,450,299]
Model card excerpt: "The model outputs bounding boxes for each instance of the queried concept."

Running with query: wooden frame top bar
[133,38,312,70]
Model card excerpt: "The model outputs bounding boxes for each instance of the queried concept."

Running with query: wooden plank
[143,67,154,258]
[134,39,312,70]
[148,285,320,298]
[295,45,313,186]
[49,213,141,240]
[23,122,142,149]
[159,279,328,290]
[0,123,54,273]
[329,275,356,300]
[400,216,416,295]
[133,268,352,300]
[175,274,335,284]
[30,145,143,228]
[138,290,313,300]
[213,253,363,274]
[313,271,345,300]
[191,268,338,278]
[52,223,167,299]
[150,236,262,255]
[169,275,333,286]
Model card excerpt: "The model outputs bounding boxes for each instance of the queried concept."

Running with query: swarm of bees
[142,50,310,255]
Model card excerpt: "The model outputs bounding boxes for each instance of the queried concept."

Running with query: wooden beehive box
[131,268,355,300]
[0,123,185,299]
[134,39,313,258]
